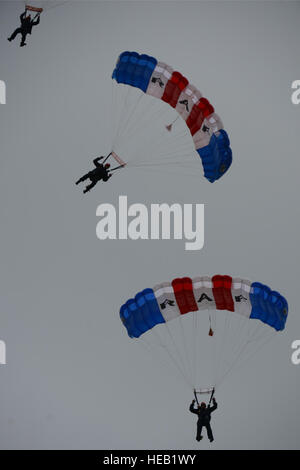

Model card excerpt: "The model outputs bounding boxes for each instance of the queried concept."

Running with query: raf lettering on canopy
[96,196,204,251]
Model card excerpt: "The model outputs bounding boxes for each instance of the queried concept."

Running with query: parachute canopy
[112,52,232,183]
[25,4,43,12]
[120,275,288,337]
[120,275,288,392]
[23,1,69,13]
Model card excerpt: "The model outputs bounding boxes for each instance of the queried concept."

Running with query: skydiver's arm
[189,402,198,415]
[20,11,26,20]
[102,174,112,182]
[93,157,103,167]
[209,401,218,413]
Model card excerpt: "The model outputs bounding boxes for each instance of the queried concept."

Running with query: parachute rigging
[120,275,288,395]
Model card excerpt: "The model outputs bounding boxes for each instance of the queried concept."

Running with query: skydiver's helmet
[105,163,110,169]
[200,402,206,409]
[26,15,32,20]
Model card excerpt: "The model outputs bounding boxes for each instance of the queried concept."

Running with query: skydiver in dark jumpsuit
[8,10,40,47]
[189,397,218,442]
[75,154,124,194]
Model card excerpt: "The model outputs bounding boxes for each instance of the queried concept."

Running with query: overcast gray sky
[0,0,299,449]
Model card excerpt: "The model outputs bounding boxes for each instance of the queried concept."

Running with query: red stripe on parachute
[161,72,189,108]
[172,277,198,314]
[212,275,234,312]
[186,98,214,136]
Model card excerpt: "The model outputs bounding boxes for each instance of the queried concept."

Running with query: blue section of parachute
[249,282,288,331]
[112,51,157,93]
[197,130,232,183]
[120,288,165,338]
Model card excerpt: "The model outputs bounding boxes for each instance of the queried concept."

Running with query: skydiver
[8,9,40,47]
[189,397,218,442]
[75,154,124,194]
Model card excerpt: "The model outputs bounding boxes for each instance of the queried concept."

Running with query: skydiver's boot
[20,34,27,47]
[196,425,203,442]
[207,424,214,442]
[83,180,97,194]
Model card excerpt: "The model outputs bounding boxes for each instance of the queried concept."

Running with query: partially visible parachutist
[8,8,41,47]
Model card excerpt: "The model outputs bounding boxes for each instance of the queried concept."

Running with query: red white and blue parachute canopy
[23,1,70,13]
[120,275,288,339]
[112,51,232,183]
[25,4,43,12]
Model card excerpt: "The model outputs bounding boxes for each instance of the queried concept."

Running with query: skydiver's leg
[8,28,22,41]
[205,423,214,442]
[196,423,203,442]
[20,33,27,47]
[76,173,89,185]
[83,180,98,194]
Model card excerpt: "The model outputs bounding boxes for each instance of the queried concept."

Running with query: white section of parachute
[154,282,181,322]
[153,277,253,326]
[232,278,252,317]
